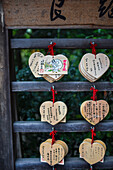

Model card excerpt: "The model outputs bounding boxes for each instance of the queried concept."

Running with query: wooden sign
[79,53,110,82]
[40,139,68,166]
[80,100,109,125]
[39,55,68,75]
[79,139,106,165]
[40,101,67,125]
[3,0,113,28]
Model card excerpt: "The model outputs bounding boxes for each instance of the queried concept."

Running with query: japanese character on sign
[98,0,113,18]
[50,0,66,21]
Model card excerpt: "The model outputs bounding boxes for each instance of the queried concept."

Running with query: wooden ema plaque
[79,53,110,82]
[29,52,69,83]
[79,139,106,165]
[40,139,68,166]
[40,101,67,125]
[80,100,109,125]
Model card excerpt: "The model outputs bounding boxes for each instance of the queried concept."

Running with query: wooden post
[0,11,14,170]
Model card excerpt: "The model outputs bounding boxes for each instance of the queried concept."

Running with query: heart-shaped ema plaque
[40,101,67,125]
[79,140,105,165]
[40,141,65,166]
[79,53,110,82]
[80,100,109,125]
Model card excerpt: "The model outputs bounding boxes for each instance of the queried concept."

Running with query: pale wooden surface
[40,141,65,166]
[3,0,113,28]
[79,53,110,82]
[79,140,105,165]
[80,100,109,125]
[40,101,67,125]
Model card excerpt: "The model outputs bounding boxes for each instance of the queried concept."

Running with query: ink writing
[50,0,66,21]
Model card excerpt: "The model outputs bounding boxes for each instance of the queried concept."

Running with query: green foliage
[13,29,113,160]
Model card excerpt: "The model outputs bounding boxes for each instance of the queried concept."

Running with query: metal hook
[90,165,93,170]
[91,84,96,89]
[50,40,53,45]
[52,127,55,131]
[90,126,95,131]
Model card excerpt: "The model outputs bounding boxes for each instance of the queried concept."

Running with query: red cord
[47,42,56,56]
[90,127,96,144]
[50,130,57,145]
[90,87,98,101]
[90,42,97,58]
[51,87,57,105]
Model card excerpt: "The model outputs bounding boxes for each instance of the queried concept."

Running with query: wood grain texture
[0,28,14,169]
[11,38,113,49]
[15,157,113,170]
[12,81,113,92]
[13,120,113,132]
[3,0,113,28]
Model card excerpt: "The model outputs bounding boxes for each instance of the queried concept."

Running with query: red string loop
[90,127,96,144]
[47,42,56,56]
[90,42,97,58]
[51,87,57,105]
[90,87,98,101]
[50,130,57,145]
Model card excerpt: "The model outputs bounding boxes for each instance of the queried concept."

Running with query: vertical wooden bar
[0,20,14,170]
[10,38,22,158]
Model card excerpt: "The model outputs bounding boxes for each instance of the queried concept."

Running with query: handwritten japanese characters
[79,53,110,82]
[79,139,106,165]
[29,52,69,83]
[50,0,66,21]
[80,100,109,125]
[99,0,113,18]
[40,139,68,166]
[40,101,67,125]
[29,52,45,78]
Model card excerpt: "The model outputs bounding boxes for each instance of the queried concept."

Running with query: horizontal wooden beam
[12,81,113,92]
[15,157,113,170]
[11,38,113,49]
[13,120,113,133]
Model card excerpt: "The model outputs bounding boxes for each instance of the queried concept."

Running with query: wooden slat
[0,28,14,169]
[11,38,113,49]
[15,157,113,170]
[3,0,113,28]
[12,81,113,92]
[13,120,113,133]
